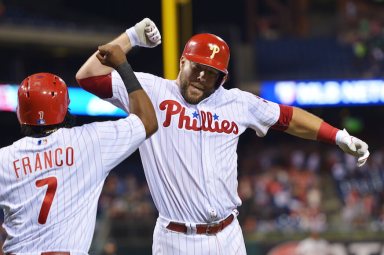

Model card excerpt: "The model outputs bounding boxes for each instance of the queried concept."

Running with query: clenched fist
[126,18,162,48]
[96,44,127,69]
[336,129,370,167]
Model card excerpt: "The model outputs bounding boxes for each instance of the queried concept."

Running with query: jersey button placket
[199,105,217,222]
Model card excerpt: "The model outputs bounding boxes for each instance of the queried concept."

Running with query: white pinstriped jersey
[109,70,280,224]
[0,115,145,255]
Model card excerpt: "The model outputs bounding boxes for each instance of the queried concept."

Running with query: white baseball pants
[152,216,247,255]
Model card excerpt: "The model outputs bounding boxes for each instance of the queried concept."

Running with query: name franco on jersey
[13,146,75,178]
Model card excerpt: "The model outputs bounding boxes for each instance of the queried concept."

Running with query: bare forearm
[76,33,134,80]
[285,107,324,140]
[282,106,369,167]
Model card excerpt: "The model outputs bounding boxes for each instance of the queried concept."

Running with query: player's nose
[197,71,207,82]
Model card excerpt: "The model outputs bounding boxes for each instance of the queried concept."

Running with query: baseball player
[76,18,370,255]
[0,44,157,255]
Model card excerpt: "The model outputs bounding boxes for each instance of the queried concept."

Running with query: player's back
[0,115,145,255]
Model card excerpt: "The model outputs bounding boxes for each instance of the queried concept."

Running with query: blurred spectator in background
[339,0,384,77]
[98,173,156,221]
[295,230,331,255]
[101,239,118,255]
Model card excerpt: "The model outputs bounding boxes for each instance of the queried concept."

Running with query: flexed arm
[96,43,158,138]
[76,18,161,85]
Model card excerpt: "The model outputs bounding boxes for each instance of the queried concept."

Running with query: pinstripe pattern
[0,114,145,255]
[108,71,280,254]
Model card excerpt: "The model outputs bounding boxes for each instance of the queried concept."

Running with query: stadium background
[1,0,384,254]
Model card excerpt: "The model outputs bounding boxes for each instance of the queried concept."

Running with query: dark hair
[20,111,76,137]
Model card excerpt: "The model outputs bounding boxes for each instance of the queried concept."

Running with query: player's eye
[191,63,200,71]
[206,70,218,77]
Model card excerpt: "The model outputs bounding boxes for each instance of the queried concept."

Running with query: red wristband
[317,121,339,144]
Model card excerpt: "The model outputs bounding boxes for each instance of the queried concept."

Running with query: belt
[166,214,234,235]
[6,252,70,255]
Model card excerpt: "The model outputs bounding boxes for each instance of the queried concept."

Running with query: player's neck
[29,128,59,138]
[44,128,59,135]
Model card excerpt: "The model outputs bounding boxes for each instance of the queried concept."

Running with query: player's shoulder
[134,72,174,88]
[134,72,165,84]
[0,143,11,154]
[76,114,142,132]
[11,136,30,147]
[0,136,28,154]
[0,144,10,162]
[134,71,157,81]
[220,87,259,101]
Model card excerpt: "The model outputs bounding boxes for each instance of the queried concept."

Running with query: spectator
[296,231,331,255]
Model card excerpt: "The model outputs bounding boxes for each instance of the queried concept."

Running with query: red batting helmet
[17,72,70,126]
[182,33,230,75]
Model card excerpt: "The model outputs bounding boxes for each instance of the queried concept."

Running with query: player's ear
[180,56,186,68]
[221,74,228,84]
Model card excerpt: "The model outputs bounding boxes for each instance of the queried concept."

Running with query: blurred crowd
[338,0,384,78]
[238,142,384,235]
[97,173,155,221]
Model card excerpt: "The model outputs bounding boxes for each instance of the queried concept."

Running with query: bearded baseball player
[0,44,157,255]
[76,18,370,255]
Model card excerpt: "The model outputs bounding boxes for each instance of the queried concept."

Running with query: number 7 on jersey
[35,176,58,224]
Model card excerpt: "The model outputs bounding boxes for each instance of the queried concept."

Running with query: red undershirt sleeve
[76,74,113,99]
[271,104,293,131]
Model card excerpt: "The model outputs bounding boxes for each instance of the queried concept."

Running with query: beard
[179,78,216,105]
[180,82,202,104]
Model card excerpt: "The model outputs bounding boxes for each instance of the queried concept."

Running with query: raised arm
[76,33,132,80]
[284,107,369,167]
[97,43,158,138]
[76,17,161,80]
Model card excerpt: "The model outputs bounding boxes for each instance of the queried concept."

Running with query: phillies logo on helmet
[182,33,230,75]
[209,44,220,59]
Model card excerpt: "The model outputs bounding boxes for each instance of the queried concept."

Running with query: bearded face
[178,58,221,104]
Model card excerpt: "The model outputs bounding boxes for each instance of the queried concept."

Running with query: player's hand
[336,129,370,167]
[126,17,162,48]
[96,44,127,69]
